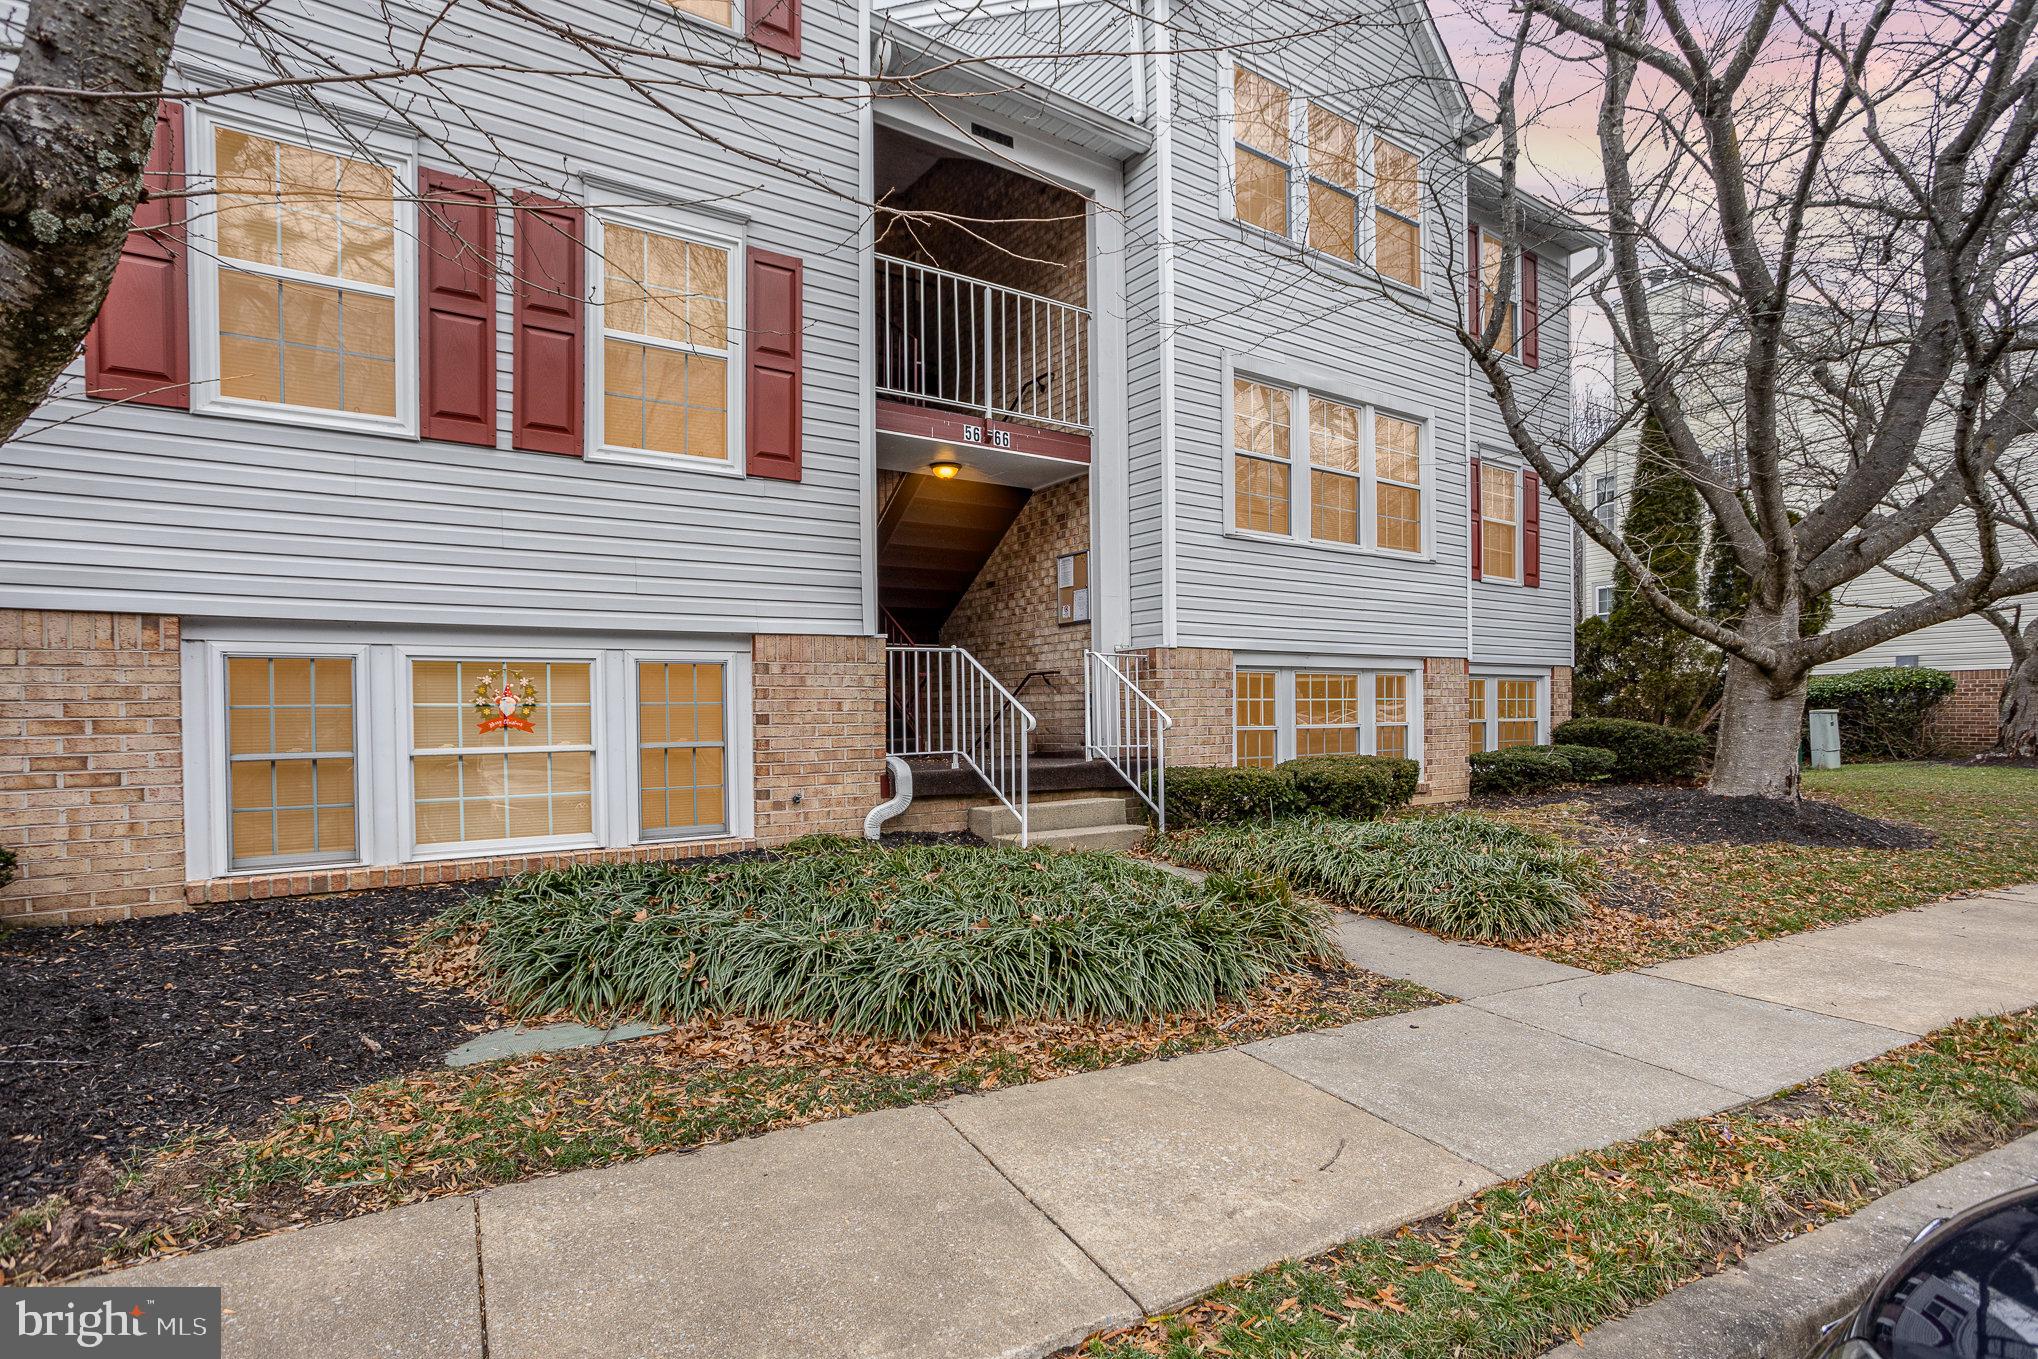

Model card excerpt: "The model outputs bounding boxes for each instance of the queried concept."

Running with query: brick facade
[1420,656,1471,804]
[753,633,888,844]
[938,477,1090,751]
[1127,647,1236,768]
[1922,667,2008,756]
[1,610,186,926]
[1550,664,1574,729]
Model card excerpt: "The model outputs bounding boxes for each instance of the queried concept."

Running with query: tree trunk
[1993,625,2038,759]
[1708,604,1807,800]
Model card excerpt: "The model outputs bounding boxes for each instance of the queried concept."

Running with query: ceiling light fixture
[930,459,962,480]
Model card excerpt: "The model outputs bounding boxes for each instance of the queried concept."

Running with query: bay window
[595,214,740,465]
[1232,67,1293,235]
[202,120,408,428]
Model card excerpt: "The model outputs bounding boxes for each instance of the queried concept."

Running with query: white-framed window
[1480,460,1522,582]
[590,207,744,471]
[1371,136,1423,287]
[1305,104,1360,262]
[185,632,754,880]
[1230,372,1431,557]
[1232,665,1424,768]
[1593,582,1615,618]
[1468,675,1542,753]
[1592,472,1620,529]
[1230,65,1293,236]
[1479,230,1518,354]
[660,0,734,28]
[188,106,416,436]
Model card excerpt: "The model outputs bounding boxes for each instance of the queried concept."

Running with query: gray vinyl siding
[884,0,1143,122]
[1471,233,1577,667]
[0,0,868,636]
[1131,0,1496,662]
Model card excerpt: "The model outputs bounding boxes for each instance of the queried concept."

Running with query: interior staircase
[966,794,1148,852]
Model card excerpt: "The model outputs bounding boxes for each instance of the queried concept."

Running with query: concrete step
[968,795,1137,841]
[993,824,1150,853]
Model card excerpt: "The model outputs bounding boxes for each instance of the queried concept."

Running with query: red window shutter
[749,0,800,57]
[1469,454,1483,581]
[420,170,498,446]
[85,101,188,408]
[511,193,584,456]
[746,247,803,481]
[1466,224,1481,333]
[1523,469,1542,587]
[1521,251,1541,369]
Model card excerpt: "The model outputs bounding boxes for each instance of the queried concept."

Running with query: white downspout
[1150,0,1179,649]
[864,754,913,839]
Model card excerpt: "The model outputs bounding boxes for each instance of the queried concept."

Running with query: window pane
[1234,148,1289,234]
[1235,456,1291,535]
[1234,68,1290,156]
[604,223,729,349]
[226,656,355,867]
[1481,463,1520,580]
[1481,232,1515,351]
[1233,379,1291,457]
[1234,669,1278,767]
[638,661,728,836]
[1296,672,1359,756]
[411,660,595,848]
[1311,469,1358,544]
[1373,139,1420,218]
[1373,140,1423,287]
[1308,105,1359,188]
[1308,184,1356,260]
[664,0,734,22]
[1310,397,1360,472]
[1375,210,1420,286]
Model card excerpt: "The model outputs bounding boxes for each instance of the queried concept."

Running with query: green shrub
[1278,755,1421,820]
[1547,743,1619,782]
[420,837,1333,1040]
[1552,716,1707,781]
[1161,765,1305,826]
[1166,813,1592,941]
[1469,747,1575,795]
[1805,666,1956,761]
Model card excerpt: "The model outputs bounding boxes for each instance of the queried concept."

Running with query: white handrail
[875,253,1092,434]
[885,644,1038,846]
[1083,649,1173,833]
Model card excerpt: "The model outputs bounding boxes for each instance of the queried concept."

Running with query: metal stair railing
[885,644,1037,845]
[1082,649,1173,833]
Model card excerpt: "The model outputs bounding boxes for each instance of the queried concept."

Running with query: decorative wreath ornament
[474,671,542,734]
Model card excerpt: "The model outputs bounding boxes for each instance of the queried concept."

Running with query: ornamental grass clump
[1165,813,1592,941]
[419,836,1332,1040]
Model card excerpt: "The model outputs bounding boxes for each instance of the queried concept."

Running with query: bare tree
[1470,0,2038,800]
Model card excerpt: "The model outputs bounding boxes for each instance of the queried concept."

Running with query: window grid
[212,127,398,418]
[1232,67,1292,235]
[1467,677,1489,754]
[1374,412,1424,553]
[1481,462,1521,582]
[1235,670,1279,768]
[1374,674,1409,760]
[600,220,732,461]
[1468,676,1539,752]
[638,661,729,837]
[226,656,357,868]
[410,659,595,848]
[1372,137,1423,286]
[1233,377,1293,535]
[1305,103,1360,262]
[1295,672,1361,756]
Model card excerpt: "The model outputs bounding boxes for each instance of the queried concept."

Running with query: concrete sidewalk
[110,885,2038,1359]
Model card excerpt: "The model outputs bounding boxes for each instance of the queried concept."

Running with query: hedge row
[1805,666,1955,762]
[1551,716,1708,781]
[1163,755,1420,827]
[1469,743,1619,796]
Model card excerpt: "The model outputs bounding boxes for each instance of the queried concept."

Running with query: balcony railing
[875,254,1092,435]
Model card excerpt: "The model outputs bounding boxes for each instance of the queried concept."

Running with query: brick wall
[1420,656,1471,804]
[939,477,1089,751]
[1551,664,1574,729]
[753,633,888,844]
[1,610,186,926]
[1128,647,1236,769]
[1923,667,2008,756]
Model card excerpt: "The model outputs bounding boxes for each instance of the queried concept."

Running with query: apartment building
[0,0,1594,923]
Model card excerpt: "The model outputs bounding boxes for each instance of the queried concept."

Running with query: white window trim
[1479,457,1524,585]
[1367,133,1427,294]
[1223,359,1438,563]
[1232,663,1427,772]
[624,650,751,844]
[1592,582,1615,618]
[636,0,740,38]
[185,102,420,439]
[182,630,756,881]
[585,203,747,477]
[1219,56,1297,241]
[1468,671,1547,751]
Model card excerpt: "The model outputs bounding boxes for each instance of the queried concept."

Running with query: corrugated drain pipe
[864,755,913,839]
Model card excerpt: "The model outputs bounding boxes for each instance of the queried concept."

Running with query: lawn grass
[1496,763,2038,971]
[0,963,1436,1284]
[1078,1007,2038,1359]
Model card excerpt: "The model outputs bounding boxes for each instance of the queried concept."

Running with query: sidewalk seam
[933,1103,1147,1315]
[1233,1043,1509,1177]
[472,1195,491,1359]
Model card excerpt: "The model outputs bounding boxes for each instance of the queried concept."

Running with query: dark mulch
[0,883,492,1214]
[1595,786,1937,850]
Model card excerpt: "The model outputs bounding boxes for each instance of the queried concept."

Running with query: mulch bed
[1593,786,1936,849]
[0,884,491,1214]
